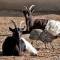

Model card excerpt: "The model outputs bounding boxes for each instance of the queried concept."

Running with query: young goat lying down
[2,20,37,56]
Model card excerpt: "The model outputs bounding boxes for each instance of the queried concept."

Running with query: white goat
[20,37,38,55]
[45,20,60,36]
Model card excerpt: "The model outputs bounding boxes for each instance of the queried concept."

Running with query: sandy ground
[0,14,60,60]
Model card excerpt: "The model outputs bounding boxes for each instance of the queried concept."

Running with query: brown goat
[23,5,48,32]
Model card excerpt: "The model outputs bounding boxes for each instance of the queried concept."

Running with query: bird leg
[45,43,47,49]
[50,42,54,52]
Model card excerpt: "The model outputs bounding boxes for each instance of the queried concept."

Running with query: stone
[29,29,43,40]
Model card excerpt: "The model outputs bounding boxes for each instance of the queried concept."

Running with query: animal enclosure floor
[0,14,60,60]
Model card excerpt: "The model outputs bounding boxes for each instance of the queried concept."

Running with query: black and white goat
[22,5,48,32]
[2,20,38,56]
[2,20,25,56]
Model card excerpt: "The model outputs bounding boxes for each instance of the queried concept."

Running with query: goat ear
[29,5,35,12]
[9,27,13,32]
[22,26,25,30]
[20,26,25,31]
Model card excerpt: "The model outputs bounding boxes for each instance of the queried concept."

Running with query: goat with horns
[22,5,60,37]
[22,5,48,33]
[2,20,38,56]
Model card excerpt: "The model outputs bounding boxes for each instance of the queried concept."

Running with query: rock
[29,29,43,40]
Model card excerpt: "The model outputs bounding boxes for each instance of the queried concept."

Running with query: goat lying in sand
[2,20,26,56]
[2,20,37,56]
[22,5,60,37]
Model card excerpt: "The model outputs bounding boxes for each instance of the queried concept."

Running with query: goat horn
[20,21,26,30]
[20,21,25,27]
[11,20,17,28]
[29,5,35,11]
